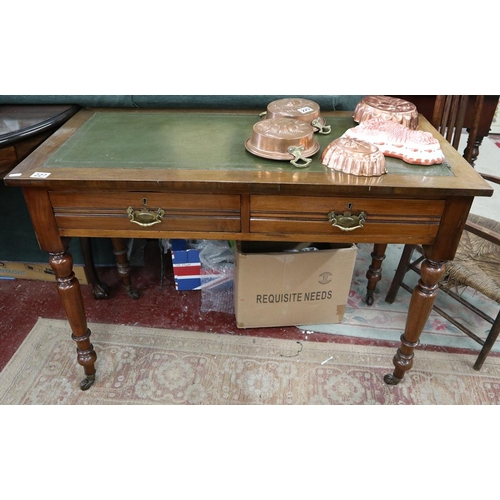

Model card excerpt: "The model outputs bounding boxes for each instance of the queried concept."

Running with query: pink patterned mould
[343,118,445,165]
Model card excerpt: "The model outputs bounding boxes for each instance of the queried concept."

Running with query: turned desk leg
[366,244,387,306]
[49,248,97,391]
[384,257,445,385]
[111,238,139,300]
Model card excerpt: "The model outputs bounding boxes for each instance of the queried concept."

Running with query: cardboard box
[0,261,88,284]
[234,242,357,328]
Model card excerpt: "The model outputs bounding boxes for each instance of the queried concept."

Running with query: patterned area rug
[2,318,500,404]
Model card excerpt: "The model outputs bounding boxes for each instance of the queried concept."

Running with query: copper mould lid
[245,117,320,168]
[353,95,419,130]
[321,137,387,177]
[264,98,331,135]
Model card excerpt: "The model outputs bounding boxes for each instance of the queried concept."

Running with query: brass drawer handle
[328,210,366,232]
[127,206,165,227]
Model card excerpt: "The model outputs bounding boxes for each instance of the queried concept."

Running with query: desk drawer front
[250,196,445,243]
[49,192,241,232]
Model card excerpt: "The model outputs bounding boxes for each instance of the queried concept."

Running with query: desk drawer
[250,196,445,243]
[49,192,241,232]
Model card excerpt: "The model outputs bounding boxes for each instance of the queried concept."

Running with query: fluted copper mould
[321,137,387,177]
[262,98,331,135]
[353,95,419,129]
[245,117,320,168]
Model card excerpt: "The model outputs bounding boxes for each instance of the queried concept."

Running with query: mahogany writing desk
[4,108,493,390]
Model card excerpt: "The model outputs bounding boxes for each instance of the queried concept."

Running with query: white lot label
[30,172,51,178]
[297,106,313,114]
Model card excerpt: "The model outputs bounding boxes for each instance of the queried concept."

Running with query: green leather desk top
[43,111,453,176]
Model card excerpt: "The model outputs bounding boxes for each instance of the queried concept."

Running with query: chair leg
[79,237,110,300]
[473,311,500,371]
[385,244,415,304]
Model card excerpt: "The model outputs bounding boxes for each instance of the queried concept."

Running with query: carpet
[2,318,500,404]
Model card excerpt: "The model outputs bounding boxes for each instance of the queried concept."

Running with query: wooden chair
[431,95,484,164]
[385,95,500,369]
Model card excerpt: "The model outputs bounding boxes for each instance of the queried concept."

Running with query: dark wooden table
[0,105,79,177]
[0,104,116,297]
[3,108,493,390]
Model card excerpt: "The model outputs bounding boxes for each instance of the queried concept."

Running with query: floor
[1,240,379,372]
[1,135,499,374]
[490,134,500,148]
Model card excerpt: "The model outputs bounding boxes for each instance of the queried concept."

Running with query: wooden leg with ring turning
[79,237,110,300]
[111,238,139,299]
[366,244,387,306]
[49,247,97,390]
[384,257,446,385]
